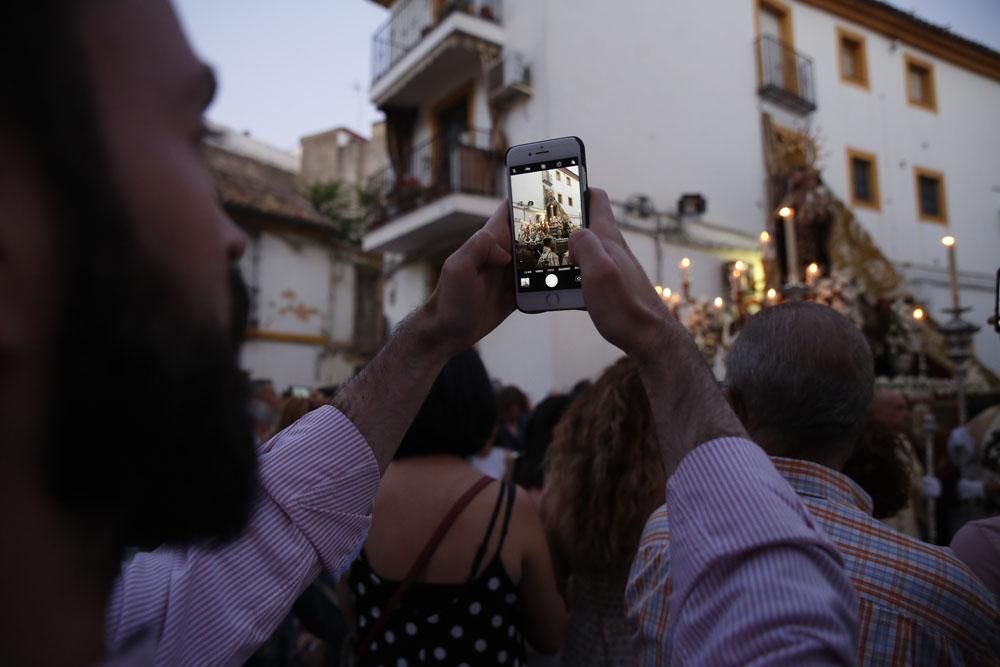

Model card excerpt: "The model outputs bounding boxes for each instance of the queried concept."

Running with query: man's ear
[722,385,750,429]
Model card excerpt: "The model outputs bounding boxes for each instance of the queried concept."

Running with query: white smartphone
[505,136,588,313]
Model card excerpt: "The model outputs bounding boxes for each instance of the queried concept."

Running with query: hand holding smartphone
[505,136,588,312]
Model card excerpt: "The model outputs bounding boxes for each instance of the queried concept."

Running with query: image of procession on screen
[510,164,583,272]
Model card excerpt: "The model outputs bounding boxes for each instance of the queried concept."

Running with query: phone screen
[509,159,584,292]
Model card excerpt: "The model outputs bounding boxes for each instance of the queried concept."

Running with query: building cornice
[798,0,1000,82]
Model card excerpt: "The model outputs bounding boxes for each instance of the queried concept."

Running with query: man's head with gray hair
[725,302,875,469]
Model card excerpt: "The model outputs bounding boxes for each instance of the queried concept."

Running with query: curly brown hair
[542,357,665,576]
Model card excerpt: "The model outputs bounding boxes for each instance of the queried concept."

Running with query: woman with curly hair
[542,357,665,665]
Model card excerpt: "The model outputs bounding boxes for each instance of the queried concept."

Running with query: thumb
[465,228,512,270]
[570,228,614,275]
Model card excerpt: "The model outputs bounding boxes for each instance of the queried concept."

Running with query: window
[837,28,868,88]
[558,193,563,204]
[905,55,937,111]
[556,172,561,182]
[846,148,879,210]
[568,196,574,207]
[914,167,947,223]
[757,0,797,93]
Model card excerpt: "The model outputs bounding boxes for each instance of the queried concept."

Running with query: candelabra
[939,306,980,424]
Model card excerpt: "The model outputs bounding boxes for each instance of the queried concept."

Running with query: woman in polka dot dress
[345,350,567,666]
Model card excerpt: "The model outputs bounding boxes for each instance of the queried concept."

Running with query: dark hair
[725,302,875,461]
[497,385,529,423]
[512,394,574,489]
[395,349,497,460]
[543,237,553,248]
[842,419,912,518]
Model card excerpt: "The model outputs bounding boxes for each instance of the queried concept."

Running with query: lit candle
[806,262,821,287]
[779,206,799,284]
[759,230,771,256]
[662,287,672,299]
[766,287,778,304]
[669,291,682,315]
[679,257,691,283]
[941,235,959,309]
[913,306,925,321]
[655,285,664,296]
[730,262,745,303]
[713,296,724,309]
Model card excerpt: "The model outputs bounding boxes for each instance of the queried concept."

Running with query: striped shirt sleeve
[104,405,380,666]
[666,437,858,665]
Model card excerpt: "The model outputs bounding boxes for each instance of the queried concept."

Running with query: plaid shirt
[627,457,1000,665]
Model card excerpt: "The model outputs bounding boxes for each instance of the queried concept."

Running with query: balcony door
[758,0,797,94]
[432,84,473,191]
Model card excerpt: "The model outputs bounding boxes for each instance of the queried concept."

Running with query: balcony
[362,128,503,254]
[756,35,816,114]
[370,0,503,107]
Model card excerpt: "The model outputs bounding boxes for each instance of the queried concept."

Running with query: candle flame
[654,285,663,295]
[807,262,820,275]
[766,288,778,300]
[713,296,724,308]
[734,260,746,271]
[680,257,691,269]
[663,287,672,298]
[759,231,771,243]
[778,206,794,218]
[941,235,956,247]
[913,306,925,321]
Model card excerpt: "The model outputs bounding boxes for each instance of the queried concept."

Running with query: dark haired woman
[346,349,566,666]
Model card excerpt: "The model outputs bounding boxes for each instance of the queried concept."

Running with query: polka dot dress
[350,482,526,666]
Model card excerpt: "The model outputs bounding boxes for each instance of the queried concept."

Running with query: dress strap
[356,474,494,662]
[467,481,507,580]
[493,482,517,561]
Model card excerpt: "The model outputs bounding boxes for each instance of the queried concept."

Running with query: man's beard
[9,3,258,583]
[45,245,259,559]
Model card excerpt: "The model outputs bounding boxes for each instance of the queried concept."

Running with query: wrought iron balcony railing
[371,0,502,84]
[756,35,817,114]
[364,128,502,228]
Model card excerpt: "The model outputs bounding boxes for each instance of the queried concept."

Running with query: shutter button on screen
[545,274,558,288]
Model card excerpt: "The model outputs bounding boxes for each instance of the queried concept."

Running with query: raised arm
[106,202,516,664]
[570,190,857,665]
[333,202,515,473]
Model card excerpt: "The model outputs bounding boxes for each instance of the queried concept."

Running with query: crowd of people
[3,3,1000,666]
[244,308,1000,666]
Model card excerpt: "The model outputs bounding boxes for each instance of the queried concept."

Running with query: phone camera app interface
[510,161,583,291]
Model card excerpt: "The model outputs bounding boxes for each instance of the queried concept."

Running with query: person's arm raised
[572,190,857,664]
[334,201,515,473]
[569,190,746,475]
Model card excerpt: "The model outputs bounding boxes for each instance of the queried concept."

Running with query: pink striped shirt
[105,405,380,665]
[631,437,859,665]
[103,413,856,665]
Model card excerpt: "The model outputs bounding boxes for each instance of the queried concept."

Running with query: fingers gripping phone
[505,137,588,312]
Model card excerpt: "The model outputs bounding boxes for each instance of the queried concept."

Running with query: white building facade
[206,131,384,393]
[362,0,1000,401]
